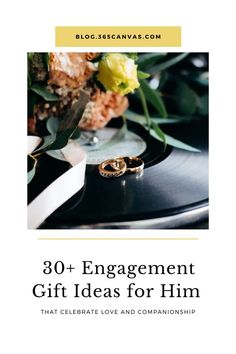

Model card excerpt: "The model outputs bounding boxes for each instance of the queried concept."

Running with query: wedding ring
[98,158,127,178]
[111,156,144,174]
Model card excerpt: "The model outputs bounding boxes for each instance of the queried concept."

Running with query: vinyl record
[34,118,208,229]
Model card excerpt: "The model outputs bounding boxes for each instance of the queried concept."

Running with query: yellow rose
[97,53,140,95]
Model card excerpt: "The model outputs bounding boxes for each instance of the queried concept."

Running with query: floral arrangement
[28,52,208,183]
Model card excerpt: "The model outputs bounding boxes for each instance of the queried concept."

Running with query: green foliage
[30,84,58,101]
[198,94,208,116]
[27,52,34,61]
[150,129,200,152]
[137,70,150,79]
[48,129,78,150]
[174,81,197,115]
[148,53,189,74]
[27,52,208,186]
[46,117,59,135]
[137,53,167,70]
[27,156,37,184]
[151,120,166,149]
[32,134,57,153]
[140,79,167,118]
[27,166,36,184]
[125,110,197,125]
[71,127,81,140]
[125,53,138,61]
[126,110,200,152]
[98,122,127,151]
[44,53,50,70]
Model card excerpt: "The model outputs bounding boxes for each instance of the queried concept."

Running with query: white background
[1,1,236,353]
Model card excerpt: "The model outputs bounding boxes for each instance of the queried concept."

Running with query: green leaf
[28,74,32,88]
[48,129,76,150]
[150,129,200,152]
[125,53,138,61]
[27,52,34,61]
[32,134,57,153]
[46,117,59,135]
[137,70,150,79]
[137,53,167,70]
[58,91,89,130]
[191,72,209,87]
[125,110,147,125]
[32,129,77,155]
[27,156,37,184]
[138,86,151,131]
[198,94,208,116]
[97,122,127,151]
[140,79,167,118]
[44,92,89,151]
[149,53,189,74]
[125,110,194,125]
[47,118,81,140]
[30,84,58,101]
[175,81,197,115]
[151,120,166,148]
[71,127,81,140]
[28,167,36,184]
[27,53,33,88]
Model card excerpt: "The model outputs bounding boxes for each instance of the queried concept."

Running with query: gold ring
[98,158,127,178]
[111,156,144,174]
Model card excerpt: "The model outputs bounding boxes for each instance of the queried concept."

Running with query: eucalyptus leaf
[58,91,89,130]
[46,117,59,135]
[150,129,200,152]
[71,127,81,140]
[33,128,79,155]
[149,53,189,74]
[27,157,37,184]
[45,92,89,151]
[32,134,56,153]
[27,167,36,184]
[48,129,76,150]
[30,84,58,101]
[140,79,167,118]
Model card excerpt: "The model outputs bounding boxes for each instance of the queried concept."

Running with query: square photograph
[27,52,208,229]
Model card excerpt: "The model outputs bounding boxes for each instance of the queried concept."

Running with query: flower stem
[138,86,151,132]
[122,114,128,133]
[31,151,44,158]
[138,86,166,149]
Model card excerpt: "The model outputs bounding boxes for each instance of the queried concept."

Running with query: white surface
[1,1,236,354]
[28,139,87,229]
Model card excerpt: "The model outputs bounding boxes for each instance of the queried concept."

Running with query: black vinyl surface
[29,119,208,229]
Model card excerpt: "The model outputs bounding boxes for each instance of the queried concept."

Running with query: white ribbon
[28,137,86,229]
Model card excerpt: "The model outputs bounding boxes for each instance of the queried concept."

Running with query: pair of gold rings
[98,156,144,178]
